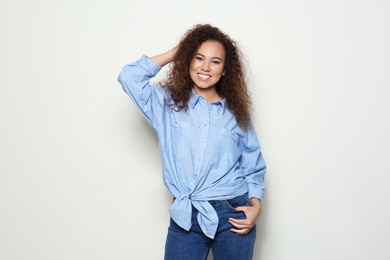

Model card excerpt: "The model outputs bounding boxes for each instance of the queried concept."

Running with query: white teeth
[198,74,210,79]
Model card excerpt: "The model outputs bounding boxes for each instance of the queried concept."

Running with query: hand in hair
[150,47,177,67]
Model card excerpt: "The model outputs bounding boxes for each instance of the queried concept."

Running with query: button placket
[193,105,210,179]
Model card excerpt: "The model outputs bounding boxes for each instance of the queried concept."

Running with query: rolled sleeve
[118,55,165,128]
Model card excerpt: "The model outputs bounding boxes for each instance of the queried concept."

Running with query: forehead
[196,40,226,59]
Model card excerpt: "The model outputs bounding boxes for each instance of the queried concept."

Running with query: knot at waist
[169,195,219,239]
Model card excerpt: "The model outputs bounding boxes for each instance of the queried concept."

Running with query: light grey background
[1,0,389,259]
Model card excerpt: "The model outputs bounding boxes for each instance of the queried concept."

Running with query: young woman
[118,24,266,260]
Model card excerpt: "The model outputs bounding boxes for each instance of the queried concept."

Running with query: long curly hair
[163,24,252,130]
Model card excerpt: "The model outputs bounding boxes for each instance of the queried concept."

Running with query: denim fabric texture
[164,193,256,260]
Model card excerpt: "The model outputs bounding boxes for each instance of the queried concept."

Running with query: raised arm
[150,47,177,67]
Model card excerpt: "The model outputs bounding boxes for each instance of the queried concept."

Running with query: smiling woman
[189,40,226,102]
[118,24,267,260]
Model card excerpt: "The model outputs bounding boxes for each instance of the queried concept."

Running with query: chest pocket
[216,127,241,155]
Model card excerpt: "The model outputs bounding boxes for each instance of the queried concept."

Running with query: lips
[198,73,211,80]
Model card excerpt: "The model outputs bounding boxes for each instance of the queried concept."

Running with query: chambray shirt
[118,55,266,239]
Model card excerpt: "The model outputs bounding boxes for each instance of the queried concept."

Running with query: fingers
[235,206,246,212]
[229,217,253,228]
[229,217,254,235]
[231,227,251,235]
[230,224,253,235]
[228,205,261,235]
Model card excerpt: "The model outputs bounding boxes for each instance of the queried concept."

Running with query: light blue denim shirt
[118,55,266,239]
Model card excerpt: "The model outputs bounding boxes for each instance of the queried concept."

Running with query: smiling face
[189,40,226,97]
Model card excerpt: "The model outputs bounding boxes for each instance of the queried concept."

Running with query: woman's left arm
[229,124,267,235]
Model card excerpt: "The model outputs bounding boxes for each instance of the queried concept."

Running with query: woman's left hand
[229,198,262,235]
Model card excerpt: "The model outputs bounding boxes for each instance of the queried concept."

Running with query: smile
[198,73,211,80]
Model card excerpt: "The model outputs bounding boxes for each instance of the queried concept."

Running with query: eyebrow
[195,53,224,62]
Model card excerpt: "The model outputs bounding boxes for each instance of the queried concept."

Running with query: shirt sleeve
[117,55,166,130]
[240,124,267,202]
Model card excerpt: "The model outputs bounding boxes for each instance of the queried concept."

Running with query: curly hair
[163,24,252,130]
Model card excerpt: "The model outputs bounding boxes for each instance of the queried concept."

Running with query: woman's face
[189,40,226,94]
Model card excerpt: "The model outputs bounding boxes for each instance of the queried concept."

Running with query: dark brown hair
[163,24,252,129]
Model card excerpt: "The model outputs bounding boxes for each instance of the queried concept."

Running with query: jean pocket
[224,193,250,212]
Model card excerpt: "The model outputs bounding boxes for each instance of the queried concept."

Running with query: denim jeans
[164,193,256,260]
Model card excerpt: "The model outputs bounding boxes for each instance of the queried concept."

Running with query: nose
[201,61,210,72]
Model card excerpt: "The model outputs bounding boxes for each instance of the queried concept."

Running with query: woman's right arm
[150,47,177,67]
[117,55,163,127]
[117,48,176,127]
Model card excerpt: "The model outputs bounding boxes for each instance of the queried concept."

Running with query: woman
[118,24,266,260]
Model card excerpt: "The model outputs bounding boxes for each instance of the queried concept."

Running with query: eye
[212,60,221,64]
[195,56,203,61]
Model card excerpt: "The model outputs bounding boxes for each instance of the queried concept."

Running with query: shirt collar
[189,89,227,111]
[189,89,201,108]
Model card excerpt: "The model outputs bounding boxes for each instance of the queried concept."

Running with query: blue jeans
[164,193,256,260]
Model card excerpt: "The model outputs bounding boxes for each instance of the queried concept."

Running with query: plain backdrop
[1,0,389,259]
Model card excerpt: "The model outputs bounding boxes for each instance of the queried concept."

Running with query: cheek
[189,72,196,83]
[189,60,198,71]
[189,68,197,82]
[215,67,225,77]
[211,63,225,75]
